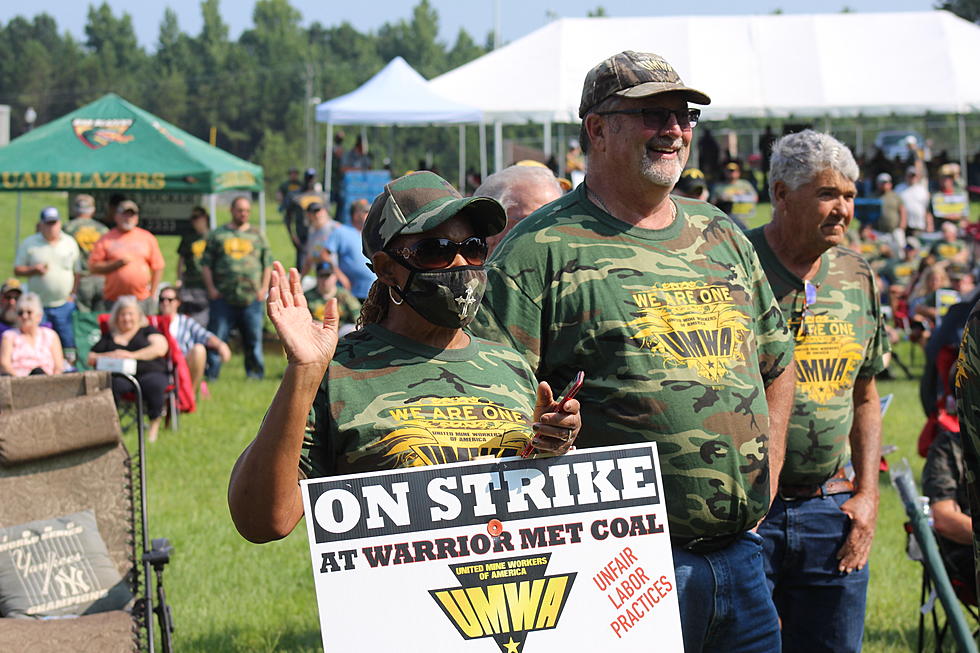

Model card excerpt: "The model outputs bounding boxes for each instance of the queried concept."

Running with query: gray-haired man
[474,164,563,253]
[748,130,888,652]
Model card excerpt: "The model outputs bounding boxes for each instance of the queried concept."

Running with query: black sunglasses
[160,296,178,303]
[386,236,488,270]
[595,107,701,130]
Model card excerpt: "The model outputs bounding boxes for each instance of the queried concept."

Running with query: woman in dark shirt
[89,296,169,441]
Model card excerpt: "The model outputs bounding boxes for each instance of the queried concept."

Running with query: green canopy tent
[0,93,266,250]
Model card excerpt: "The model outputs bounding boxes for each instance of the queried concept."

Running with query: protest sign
[301,442,682,652]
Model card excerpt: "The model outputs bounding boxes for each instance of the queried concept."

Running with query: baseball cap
[117,200,139,214]
[725,162,740,171]
[876,172,892,185]
[72,194,95,215]
[1,278,22,296]
[579,50,711,118]
[304,167,317,179]
[362,171,506,260]
[306,202,324,213]
[39,206,60,223]
[675,168,707,196]
[315,261,335,277]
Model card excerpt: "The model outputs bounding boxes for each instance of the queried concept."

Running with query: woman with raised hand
[229,171,580,543]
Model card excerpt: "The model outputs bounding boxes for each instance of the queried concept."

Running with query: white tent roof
[315,56,482,125]
[430,11,980,123]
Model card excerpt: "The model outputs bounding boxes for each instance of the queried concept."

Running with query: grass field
[0,192,968,652]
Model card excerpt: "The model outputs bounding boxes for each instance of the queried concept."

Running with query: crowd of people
[4,46,978,652]
[222,49,980,653]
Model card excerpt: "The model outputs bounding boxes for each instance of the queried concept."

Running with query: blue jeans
[758,493,869,653]
[44,301,76,349]
[673,531,781,653]
[206,298,264,380]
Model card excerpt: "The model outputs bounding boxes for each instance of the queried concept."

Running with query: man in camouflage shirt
[64,194,107,312]
[472,50,796,652]
[956,300,980,601]
[748,130,888,653]
[201,196,271,380]
[176,206,211,326]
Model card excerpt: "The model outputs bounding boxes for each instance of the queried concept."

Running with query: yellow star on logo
[502,637,521,653]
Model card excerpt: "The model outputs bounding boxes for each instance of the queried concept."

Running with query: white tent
[316,56,483,196]
[431,11,980,170]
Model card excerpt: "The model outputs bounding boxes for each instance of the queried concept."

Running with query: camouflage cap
[579,51,711,118]
[362,171,506,260]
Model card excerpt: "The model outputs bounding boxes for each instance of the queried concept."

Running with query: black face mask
[390,264,487,329]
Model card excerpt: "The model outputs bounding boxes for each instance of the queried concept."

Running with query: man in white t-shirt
[13,207,81,354]
[895,166,933,235]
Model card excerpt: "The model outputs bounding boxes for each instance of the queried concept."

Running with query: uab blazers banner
[301,443,682,652]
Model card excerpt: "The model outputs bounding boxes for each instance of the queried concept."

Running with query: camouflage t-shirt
[177,232,208,289]
[711,179,758,222]
[201,224,271,306]
[303,287,361,326]
[64,218,108,274]
[300,324,537,478]
[747,229,889,486]
[955,300,980,598]
[471,185,794,541]
[930,239,968,264]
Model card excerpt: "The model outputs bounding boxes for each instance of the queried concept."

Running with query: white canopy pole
[458,124,466,192]
[557,123,566,177]
[958,113,968,178]
[479,121,487,181]
[543,120,552,158]
[324,122,334,206]
[494,121,503,173]
[855,123,863,156]
[258,190,266,236]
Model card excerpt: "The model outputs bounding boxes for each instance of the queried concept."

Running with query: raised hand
[266,261,339,368]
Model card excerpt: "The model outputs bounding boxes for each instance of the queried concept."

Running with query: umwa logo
[72,118,134,149]
[431,553,575,652]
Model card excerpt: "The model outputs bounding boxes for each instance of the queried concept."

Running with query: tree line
[0,0,490,188]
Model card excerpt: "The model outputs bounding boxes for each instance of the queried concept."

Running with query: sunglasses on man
[595,107,701,131]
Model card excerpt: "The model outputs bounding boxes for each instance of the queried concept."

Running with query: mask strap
[388,285,404,305]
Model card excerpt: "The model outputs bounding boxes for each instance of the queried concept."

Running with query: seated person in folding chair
[88,296,169,442]
[922,426,976,604]
[0,291,64,377]
[158,286,230,399]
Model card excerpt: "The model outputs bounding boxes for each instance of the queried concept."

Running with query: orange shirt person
[88,200,165,307]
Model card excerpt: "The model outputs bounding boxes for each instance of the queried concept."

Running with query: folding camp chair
[0,371,174,652]
[891,459,978,653]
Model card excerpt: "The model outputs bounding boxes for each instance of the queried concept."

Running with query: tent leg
[324,123,334,205]
[856,122,864,157]
[258,190,267,237]
[479,122,487,182]
[958,113,968,182]
[458,124,466,192]
[14,192,22,258]
[543,121,552,159]
[558,124,566,178]
[494,121,503,174]
[209,195,217,230]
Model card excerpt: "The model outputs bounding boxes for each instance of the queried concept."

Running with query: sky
[0,0,941,50]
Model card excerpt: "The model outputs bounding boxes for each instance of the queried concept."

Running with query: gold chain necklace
[586,184,677,223]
